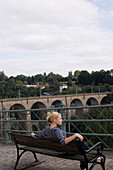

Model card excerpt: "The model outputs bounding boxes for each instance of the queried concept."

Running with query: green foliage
[0,69,113,98]
[11,122,19,130]
[69,107,113,148]
[78,71,91,85]
[85,107,113,148]
[68,71,73,80]
[107,93,113,101]
[67,79,73,86]
[0,71,8,81]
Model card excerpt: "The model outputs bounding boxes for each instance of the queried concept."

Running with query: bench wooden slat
[12,133,80,154]
[19,146,98,162]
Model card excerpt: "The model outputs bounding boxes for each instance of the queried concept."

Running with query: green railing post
[67,110,70,136]
[60,101,66,131]
[3,106,9,143]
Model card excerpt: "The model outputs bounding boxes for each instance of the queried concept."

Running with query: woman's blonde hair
[46,111,61,123]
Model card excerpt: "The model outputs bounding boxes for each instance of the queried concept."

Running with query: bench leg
[13,149,27,170]
[89,162,105,170]
[32,152,39,162]
[89,155,106,170]
[101,155,106,170]
[89,161,98,170]
[13,150,44,170]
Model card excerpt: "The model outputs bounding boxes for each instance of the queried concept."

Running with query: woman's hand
[31,133,35,137]
[65,133,84,144]
[75,133,84,141]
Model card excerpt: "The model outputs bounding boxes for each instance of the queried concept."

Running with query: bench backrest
[10,133,85,155]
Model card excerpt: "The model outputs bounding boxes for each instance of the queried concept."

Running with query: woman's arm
[31,126,47,139]
[65,133,83,144]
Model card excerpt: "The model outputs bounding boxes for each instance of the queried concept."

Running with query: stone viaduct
[0,92,111,111]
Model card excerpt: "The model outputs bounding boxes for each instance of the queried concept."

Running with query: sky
[0,0,113,77]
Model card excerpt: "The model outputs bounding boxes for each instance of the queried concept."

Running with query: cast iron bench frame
[10,133,106,170]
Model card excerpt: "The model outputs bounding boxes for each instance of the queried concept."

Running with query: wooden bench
[10,133,106,170]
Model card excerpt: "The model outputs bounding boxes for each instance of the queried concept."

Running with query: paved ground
[0,142,113,170]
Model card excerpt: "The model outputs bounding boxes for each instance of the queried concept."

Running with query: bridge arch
[9,103,26,110]
[70,99,84,118]
[31,101,46,110]
[51,100,62,108]
[70,99,83,107]
[101,96,111,105]
[31,102,47,131]
[50,100,63,113]
[9,104,27,131]
[86,97,98,106]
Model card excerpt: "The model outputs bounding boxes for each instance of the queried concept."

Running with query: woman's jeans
[74,138,88,169]
[81,141,88,150]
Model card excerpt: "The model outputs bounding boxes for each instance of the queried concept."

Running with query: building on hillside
[25,84,38,88]
[25,84,45,89]
[38,85,45,89]
[59,83,68,92]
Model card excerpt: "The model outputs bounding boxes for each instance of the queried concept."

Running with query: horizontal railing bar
[66,132,113,137]
[0,129,37,133]
[64,119,113,122]
[65,104,113,110]
[0,107,59,113]
[0,120,48,122]
[0,119,113,122]
[1,129,113,137]
[0,104,113,113]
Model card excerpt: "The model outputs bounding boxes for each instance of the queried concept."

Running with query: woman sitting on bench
[31,111,88,170]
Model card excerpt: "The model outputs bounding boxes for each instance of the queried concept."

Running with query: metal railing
[0,102,113,150]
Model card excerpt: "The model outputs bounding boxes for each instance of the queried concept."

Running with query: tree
[74,70,81,82]
[34,74,44,82]
[15,74,27,82]
[68,71,73,80]
[67,79,72,86]
[0,71,7,81]
[47,72,56,84]
[42,72,47,83]
[28,87,37,97]
[78,71,91,85]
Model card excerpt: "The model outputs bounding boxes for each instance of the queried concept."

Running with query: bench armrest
[85,142,103,154]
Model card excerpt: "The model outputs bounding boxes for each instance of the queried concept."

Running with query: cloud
[0,0,113,76]
[0,0,99,50]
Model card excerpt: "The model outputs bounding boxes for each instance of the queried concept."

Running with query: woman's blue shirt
[34,126,66,145]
